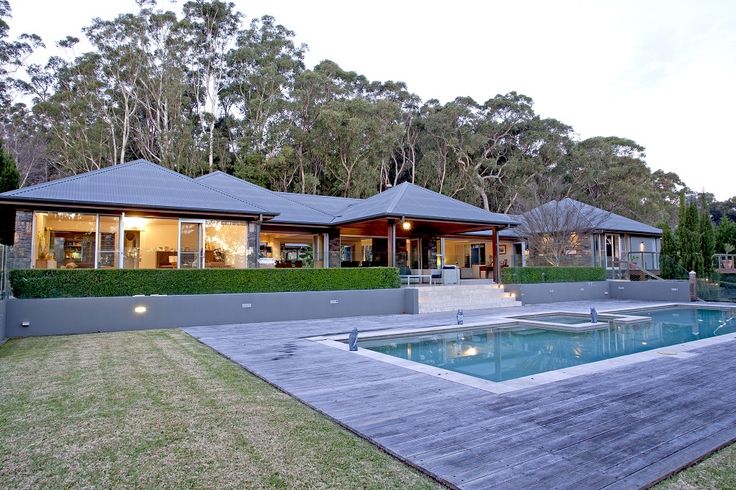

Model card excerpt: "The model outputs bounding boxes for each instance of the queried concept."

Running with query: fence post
[689,271,697,301]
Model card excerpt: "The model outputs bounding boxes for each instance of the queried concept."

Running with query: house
[0,160,518,282]
[495,198,662,274]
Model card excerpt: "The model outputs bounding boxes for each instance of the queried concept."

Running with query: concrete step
[415,284,521,313]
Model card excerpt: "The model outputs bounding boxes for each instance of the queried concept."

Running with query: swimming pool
[358,307,736,383]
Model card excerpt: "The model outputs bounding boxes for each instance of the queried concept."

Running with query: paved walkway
[184,301,736,489]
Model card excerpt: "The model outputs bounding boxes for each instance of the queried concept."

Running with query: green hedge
[501,266,606,284]
[10,267,400,299]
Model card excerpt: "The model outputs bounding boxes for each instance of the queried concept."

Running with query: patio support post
[520,241,527,267]
[387,219,396,267]
[492,226,500,283]
[327,228,341,268]
[246,221,260,268]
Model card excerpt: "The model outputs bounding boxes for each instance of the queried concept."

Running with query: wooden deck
[184,301,736,489]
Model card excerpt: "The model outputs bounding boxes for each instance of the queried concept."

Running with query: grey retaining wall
[504,281,610,304]
[6,288,412,338]
[504,279,690,305]
[608,279,690,302]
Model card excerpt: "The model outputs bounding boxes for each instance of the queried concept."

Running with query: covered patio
[332,182,518,283]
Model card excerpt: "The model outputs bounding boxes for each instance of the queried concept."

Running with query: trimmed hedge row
[10,267,401,299]
[501,266,606,284]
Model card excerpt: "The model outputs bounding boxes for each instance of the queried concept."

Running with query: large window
[33,212,251,269]
[34,212,97,269]
[205,221,247,268]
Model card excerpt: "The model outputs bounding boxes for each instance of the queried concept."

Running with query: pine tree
[679,202,704,275]
[0,139,19,245]
[676,190,687,257]
[659,222,679,279]
[699,197,716,276]
[0,139,19,192]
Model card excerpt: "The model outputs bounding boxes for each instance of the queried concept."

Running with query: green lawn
[0,330,441,489]
[657,444,736,489]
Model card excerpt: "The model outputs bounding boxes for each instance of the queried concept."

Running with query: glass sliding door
[604,233,620,269]
[179,220,204,269]
[97,215,120,268]
[407,238,421,270]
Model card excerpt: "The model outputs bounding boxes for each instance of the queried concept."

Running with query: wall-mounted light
[639,241,645,252]
[134,305,147,314]
[401,220,412,231]
[123,216,148,230]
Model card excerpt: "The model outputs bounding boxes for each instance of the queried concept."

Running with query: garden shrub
[10,267,401,299]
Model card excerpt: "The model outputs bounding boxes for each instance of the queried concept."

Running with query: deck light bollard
[348,327,358,351]
[456,309,464,325]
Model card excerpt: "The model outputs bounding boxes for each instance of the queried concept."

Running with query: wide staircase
[416,283,521,313]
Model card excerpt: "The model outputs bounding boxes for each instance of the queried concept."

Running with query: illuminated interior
[32,212,250,269]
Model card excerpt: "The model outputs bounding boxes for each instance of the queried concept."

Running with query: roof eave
[333,212,520,228]
[0,197,278,220]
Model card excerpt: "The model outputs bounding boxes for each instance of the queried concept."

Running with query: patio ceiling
[338,218,499,238]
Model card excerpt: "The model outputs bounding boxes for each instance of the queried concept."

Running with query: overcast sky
[7,0,736,200]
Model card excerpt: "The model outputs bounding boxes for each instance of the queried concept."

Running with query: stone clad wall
[8,210,33,270]
[328,229,341,268]
[246,221,260,268]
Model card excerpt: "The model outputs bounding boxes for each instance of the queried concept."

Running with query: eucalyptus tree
[563,136,653,220]
[182,0,241,171]
[288,60,369,193]
[0,103,49,186]
[224,15,305,168]
[374,80,422,188]
[0,0,43,108]
[316,96,402,197]
[415,98,469,197]
[501,116,574,213]
[32,46,116,174]
[130,7,199,173]
[84,12,148,164]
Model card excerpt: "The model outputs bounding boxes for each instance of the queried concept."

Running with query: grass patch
[657,444,736,489]
[0,330,440,488]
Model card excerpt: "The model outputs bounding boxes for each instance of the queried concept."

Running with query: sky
[7,0,736,200]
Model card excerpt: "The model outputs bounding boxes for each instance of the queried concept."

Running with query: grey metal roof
[275,192,359,216]
[494,199,662,237]
[0,160,272,217]
[196,172,335,225]
[331,182,519,227]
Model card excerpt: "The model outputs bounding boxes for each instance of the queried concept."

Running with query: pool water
[359,307,736,383]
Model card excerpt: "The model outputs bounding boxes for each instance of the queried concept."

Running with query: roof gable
[333,182,518,227]
[1,160,270,217]
[500,198,661,237]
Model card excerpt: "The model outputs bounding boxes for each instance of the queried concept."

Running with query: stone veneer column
[8,210,33,270]
[327,228,341,268]
[246,221,260,268]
